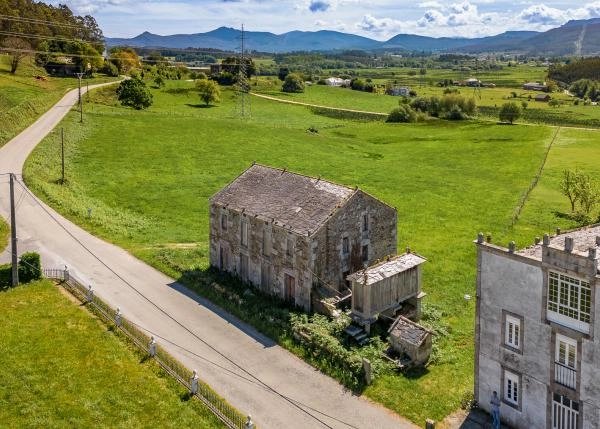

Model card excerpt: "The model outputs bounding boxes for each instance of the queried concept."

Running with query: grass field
[0,280,225,428]
[253,77,600,128]
[0,55,117,148]
[22,77,600,423]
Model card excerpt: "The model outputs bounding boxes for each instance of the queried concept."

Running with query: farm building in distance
[523,82,549,91]
[209,163,397,310]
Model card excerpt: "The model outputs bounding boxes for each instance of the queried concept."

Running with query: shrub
[102,61,119,77]
[499,102,522,124]
[282,73,305,93]
[116,78,153,110]
[0,252,42,288]
[19,252,42,284]
[387,105,416,123]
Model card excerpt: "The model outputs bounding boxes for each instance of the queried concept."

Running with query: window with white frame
[505,314,521,350]
[547,272,591,330]
[556,334,577,370]
[504,369,520,407]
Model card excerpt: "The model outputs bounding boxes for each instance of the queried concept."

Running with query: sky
[46,0,600,40]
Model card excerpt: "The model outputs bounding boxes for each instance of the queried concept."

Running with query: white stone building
[475,226,600,429]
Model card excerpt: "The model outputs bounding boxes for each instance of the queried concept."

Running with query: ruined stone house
[209,164,397,310]
[475,226,600,429]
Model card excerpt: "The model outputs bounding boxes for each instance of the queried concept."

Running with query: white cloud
[357,14,403,34]
[518,4,565,24]
[418,1,443,8]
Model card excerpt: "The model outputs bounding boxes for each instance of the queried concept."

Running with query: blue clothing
[490,393,501,429]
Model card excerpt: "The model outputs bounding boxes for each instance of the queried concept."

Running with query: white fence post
[115,307,122,327]
[190,369,199,395]
[148,336,157,357]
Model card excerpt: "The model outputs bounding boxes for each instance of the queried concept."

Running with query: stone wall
[311,191,397,292]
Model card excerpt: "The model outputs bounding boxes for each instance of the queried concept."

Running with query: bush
[282,73,305,93]
[19,252,42,284]
[387,105,416,123]
[0,252,42,288]
[102,61,119,77]
[116,78,153,110]
[499,102,522,124]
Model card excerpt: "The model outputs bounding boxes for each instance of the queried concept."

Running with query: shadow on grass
[184,103,215,109]
[180,391,193,402]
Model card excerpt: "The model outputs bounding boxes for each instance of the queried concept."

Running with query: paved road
[0,85,418,429]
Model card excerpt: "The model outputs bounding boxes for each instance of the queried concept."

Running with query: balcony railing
[555,362,577,390]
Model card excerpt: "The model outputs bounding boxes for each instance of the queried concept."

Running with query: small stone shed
[388,315,433,366]
[347,252,426,333]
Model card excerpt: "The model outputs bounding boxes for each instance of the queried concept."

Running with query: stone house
[475,226,600,429]
[209,164,397,310]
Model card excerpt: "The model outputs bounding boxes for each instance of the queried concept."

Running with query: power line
[0,29,100,44]
[12,178,340,429]
[0,14,89,30]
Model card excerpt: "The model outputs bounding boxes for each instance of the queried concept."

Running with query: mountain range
[105,18,600,56]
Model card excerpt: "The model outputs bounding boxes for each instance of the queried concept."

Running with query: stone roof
[210,164,356,236]
[388,316,431,346]
[347,252,426,285]
[517,224,600,262]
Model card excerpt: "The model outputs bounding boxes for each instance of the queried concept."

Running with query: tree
[195,79,221,106]
[153,76,165,88]
[116,78,153,110]
[561,169,580,212]
[499,102,522,124]
[110,48,140,74]
[574,172,599,216]
[282,73,305,93]
[3,37,32,74]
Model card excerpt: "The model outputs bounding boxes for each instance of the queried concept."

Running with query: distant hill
[105,19,600,55]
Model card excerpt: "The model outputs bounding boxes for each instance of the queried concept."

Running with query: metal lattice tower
[235,24,251,118]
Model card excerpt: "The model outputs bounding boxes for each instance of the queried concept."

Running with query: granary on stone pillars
[209,163,397,310]
[347,251,426,333]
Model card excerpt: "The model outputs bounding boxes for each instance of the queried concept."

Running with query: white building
[475,226,600,429]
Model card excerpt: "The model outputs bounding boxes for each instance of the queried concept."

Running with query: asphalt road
[0,84,419,429]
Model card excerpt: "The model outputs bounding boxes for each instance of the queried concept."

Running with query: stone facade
[475,227,600,429]
[209,164,397,310]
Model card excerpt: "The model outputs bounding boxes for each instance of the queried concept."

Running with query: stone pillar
[362,358,372,385]
[190,369,199,395]
[115,307,122,327]
[148,336,157,357]
[87,285,94,303]
[64,265,69,282]
[244,415,254,429]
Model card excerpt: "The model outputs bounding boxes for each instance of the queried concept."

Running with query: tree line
[0,0,104,73]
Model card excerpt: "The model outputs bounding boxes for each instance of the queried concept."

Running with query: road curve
[0,84,418,429]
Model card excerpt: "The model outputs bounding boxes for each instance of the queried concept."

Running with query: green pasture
[0,55,117,148]
[0,280,225,428]
[23,77,600,423]
[253,77,600,127]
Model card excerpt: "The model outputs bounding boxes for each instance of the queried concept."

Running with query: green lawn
[22,79,600,423]
[0,280,225,428]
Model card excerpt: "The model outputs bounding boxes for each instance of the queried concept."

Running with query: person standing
[490,390,501,429]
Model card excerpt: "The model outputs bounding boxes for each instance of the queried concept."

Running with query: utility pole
[9,173,18,287]
[60,127,65,184]
[75,72,84,123]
